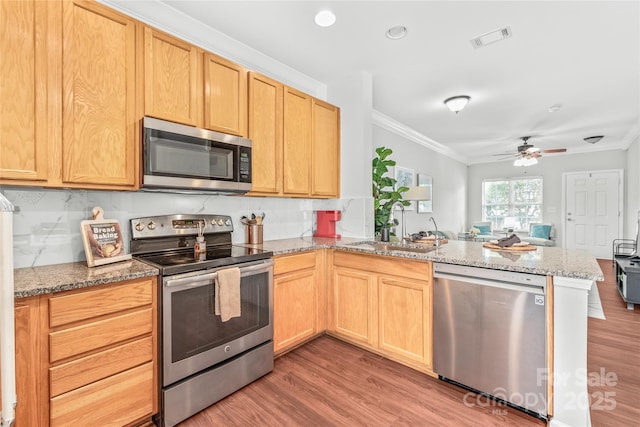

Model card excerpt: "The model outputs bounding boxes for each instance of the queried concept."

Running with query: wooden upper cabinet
[61,0,137,188]
[0,0,50,183]
[143,26,202,127]
[283,87,312,196]
[311,99,340,198]
[248,72,283,195]
[204,53,247,137]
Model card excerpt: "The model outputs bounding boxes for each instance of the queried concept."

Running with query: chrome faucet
[429,216,441,247]
[391,201,411,243]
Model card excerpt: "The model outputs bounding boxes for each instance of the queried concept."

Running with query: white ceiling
[160,0,639,164]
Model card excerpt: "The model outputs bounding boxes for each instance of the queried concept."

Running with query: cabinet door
[143,27,202,127]
[0,0,50,183]
[283,87,311,196]
[248,72,283,195]
[378,276,431,368]
[331,267,378,347]
[311,99,340,198]
[204,53,247,137]
[274,269,317,353]
[61,1,137,188]
[15,297,45,427]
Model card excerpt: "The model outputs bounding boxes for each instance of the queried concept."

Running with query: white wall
[373,126,468,236]
[468,150,627,247]
[626,137,640,239]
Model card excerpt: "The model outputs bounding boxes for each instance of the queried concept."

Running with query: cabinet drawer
[274,251,317,276]
[50,308,152,363]
[50,336,153,397]
[334,251,431,281]
[50,362,154,427]
[49,277,153,328]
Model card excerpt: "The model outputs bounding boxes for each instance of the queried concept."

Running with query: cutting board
[482,242,537,252]
[414,238,448,246]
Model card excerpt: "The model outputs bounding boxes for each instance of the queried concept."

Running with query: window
[482,177,543,231]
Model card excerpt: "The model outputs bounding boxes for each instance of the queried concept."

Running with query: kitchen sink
[347,240,438,254]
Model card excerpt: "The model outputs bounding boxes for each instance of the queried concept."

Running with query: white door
[563,170,622,258]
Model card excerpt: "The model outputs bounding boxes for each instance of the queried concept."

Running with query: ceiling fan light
[584,135,604,144]
[444,95,471,114]
[513,157,538,167]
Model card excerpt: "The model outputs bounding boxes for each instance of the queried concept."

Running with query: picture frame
[80,207,131,267]
[417,174,433,213]
[394,166,415,210]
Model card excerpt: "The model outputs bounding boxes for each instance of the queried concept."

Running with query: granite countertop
[14,259,159,298]
[247,237,604,281]
[16,236,603,298]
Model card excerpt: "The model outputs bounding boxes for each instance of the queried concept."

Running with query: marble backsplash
[2,187,372,268]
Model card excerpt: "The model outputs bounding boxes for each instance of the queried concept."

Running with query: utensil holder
[246,224,263,245]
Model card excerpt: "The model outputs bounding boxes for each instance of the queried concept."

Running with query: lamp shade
[444,95,471,113]
[403,186,431,201]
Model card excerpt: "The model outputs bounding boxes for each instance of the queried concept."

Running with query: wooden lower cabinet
[329,251,433,373]
[14,296,45,427]
[273,250,326,354]
[13,276,158,427]
[332,267,378,347]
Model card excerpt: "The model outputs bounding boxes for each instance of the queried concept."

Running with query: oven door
[162,260,273,386]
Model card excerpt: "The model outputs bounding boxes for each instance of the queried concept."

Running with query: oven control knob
[210,219,217,226]
[135,222,145,232]
[224,345,231,353]
[147,221,156,230]
[217,219,224,226]
[225,219,231,226]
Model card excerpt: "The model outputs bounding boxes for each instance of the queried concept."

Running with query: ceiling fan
[495,136,566,165]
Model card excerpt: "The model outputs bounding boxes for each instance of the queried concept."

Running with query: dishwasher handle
[433,271,546,294]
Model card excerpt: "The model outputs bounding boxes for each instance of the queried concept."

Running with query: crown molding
[98,0,326,98]
[371,110,469,164]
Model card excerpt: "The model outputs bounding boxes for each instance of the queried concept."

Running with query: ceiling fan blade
[543,148,567,153]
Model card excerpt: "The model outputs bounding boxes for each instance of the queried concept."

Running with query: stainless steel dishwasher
[433,262,548,418]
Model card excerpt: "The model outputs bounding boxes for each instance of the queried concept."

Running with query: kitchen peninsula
[263,237,603,427]
[12,237,602,427]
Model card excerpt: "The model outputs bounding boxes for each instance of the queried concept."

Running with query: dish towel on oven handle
[215,267,241,322]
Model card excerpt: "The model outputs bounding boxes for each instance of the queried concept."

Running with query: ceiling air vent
[470,26,512,49]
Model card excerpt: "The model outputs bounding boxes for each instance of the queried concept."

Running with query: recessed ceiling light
[314,10,336,27]
[386,25,408,40]
[548,104,562,113]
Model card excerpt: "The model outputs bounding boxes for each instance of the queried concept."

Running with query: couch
[470,221,499,242]
[518,223,556,246]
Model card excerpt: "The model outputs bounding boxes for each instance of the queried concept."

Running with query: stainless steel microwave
[142,117,252,193]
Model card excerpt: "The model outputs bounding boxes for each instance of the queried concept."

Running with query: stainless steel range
[130,214,274,427]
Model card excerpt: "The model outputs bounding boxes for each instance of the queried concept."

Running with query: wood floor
[587,259,640,427]
[179,259,639,427]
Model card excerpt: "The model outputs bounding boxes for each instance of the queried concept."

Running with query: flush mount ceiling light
[584,135,604,144]
[444,95,471,114]
[548,104,562,113]
[514,157,538,167]
[314,10,336,27]
[386,25,408,40]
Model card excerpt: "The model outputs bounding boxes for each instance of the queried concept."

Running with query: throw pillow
[473,224,492,235]
[530,224,552,239]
